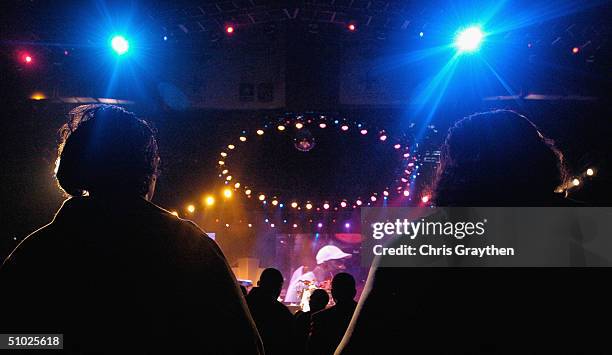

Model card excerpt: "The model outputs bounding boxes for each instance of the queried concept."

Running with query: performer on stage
[285,245,352,310]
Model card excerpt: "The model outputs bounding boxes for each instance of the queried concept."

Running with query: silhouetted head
[257,268,284,299]
[309,289,330,313]
[331,272,356,303]
[434,110,567,206]
[55,105,160,200]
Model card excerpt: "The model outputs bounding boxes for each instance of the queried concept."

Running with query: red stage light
[21,53,33,64]
[226,26,235,34]
[348,24,356,31]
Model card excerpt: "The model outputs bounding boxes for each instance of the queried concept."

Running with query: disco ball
[294,129,315,152]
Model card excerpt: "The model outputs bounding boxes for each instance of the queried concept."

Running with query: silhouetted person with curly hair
[1,105,263,354]
[337,110,609,355]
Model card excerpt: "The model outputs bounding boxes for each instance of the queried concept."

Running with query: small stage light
[291,202,298,208]
[341,125,349,131]
[171,211,179,217]
[306,203,313,210]
[24,55,33,63]
[226,25,235,34]
[454,26,484,53]
[205,196,215,206]
[572,178,580,186]
[319,123,327,129]
[223,188,232,198]
[187,204,195,213]
[421,195,430,203]
[370,196,377,202]
[340,201,347,208]
[248,223,253,228]
[30,92,46,100]
[572,47,580,54]
[258,194,266,201]
[295,123,303,129]
[317,222,323,228]
[272,200,278,206]
[586,168,595,176]
[293,224,298,228]
[111,35,129,55]
[403,190,410,197]
[379,134,387,141]
[360,129,368,135]
[277,125,286,131]
[257,129,264,135]
[348,24,356,32]
[419,31,424,37]
[344,222,351,229]
[323,203,330,210]
[163,36,168,41]
[239,136,247,142]
[356,199,362,206]
[234,182,240,188]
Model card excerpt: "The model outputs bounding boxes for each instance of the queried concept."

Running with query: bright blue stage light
[111,35,129,55]
[454,26,484,53]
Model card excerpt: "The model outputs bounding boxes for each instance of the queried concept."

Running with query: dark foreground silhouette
[1,197,263,354]
[2,105,262,354]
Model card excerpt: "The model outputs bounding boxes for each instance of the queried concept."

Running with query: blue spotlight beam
[479,56,523,106]
[454,26,484,53]
[111,35,129,55]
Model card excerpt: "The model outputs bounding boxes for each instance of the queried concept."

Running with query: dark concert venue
[1,0,611,353]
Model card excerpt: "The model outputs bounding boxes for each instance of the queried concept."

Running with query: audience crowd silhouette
[1,106,608,354]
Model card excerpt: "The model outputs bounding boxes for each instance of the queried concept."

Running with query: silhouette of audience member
[433,109,569,206]
[308,273,357,355]
[0,105,263,354]
[247,268,295,355]
[295,289,330,354]
[336,110,608,355]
